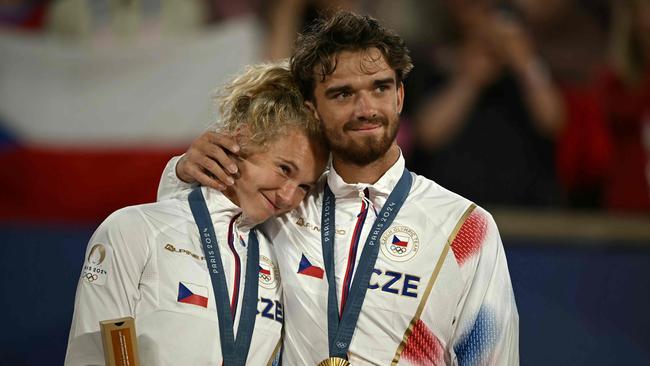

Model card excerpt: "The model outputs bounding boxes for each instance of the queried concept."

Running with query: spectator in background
[599,0,650,212]
[261,0,361,60]
[260,0,442,64]
[405,0,564,207]
[514,0,613,208]
[0,0,49,30]
[202,0,256,24]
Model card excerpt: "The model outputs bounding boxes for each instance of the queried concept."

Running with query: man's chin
[326,128,396,164]
[334,144,388,165]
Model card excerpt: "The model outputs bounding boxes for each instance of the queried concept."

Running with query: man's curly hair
[291,11,414,102]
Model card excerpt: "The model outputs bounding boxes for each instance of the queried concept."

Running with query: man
[160,11,519,365]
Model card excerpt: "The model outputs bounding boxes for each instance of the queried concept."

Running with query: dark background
[1,224,648,365]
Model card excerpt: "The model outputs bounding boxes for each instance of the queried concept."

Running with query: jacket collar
[326,151,405,201]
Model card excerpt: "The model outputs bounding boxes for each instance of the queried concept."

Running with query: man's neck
[332,144,400,184]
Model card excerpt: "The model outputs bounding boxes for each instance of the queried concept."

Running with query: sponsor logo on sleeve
[82,243,111,285]
[380,225,420,262]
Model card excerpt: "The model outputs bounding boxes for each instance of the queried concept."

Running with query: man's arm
[157,155,198,201]
[157,131,241,201]
[449,207,519,365]
[64,208,150,365]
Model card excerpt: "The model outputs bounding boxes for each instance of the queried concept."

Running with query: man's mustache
[343,117,388,131]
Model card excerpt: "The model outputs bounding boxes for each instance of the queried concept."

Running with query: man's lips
[347,122,383,131]
[344,117,387,132]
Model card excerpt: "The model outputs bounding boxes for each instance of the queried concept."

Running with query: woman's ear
[232,125,252,158]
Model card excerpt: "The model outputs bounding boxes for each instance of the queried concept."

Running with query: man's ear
[305,100,321,122]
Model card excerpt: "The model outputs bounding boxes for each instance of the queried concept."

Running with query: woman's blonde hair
[214,60,322,149]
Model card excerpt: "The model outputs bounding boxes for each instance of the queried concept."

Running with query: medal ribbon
[321,169,412,359]
[189,187,259,366]
[227,214,242,319]
[340,188,369,316]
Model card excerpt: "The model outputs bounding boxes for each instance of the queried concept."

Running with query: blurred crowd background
[1,0,650,216]
[1,0,649,365]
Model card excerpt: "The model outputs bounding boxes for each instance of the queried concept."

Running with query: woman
[65,62,329,365]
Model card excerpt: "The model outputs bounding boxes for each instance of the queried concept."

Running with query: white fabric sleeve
[64,207,150,366]
[157,155,197,201]
[449,208,520,365]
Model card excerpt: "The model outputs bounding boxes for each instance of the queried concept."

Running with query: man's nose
[354,91,378,120]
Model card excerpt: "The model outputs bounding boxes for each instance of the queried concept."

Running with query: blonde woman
[65,62,328,365]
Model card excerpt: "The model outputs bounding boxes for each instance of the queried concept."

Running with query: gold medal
[317,357,351,366]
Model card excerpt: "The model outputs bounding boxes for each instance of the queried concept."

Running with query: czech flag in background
[0,19,258,223]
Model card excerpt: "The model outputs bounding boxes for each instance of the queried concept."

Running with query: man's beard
[324,114,399,166]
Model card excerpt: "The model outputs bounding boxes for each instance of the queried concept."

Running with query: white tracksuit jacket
[65,187,283,365]
[158,154,519,366]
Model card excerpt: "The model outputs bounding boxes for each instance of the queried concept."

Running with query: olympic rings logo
[84,273,98,282]
[258,255,279,289]
[381,226,420,262]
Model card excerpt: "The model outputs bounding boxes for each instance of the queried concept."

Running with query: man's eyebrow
[373,77,396,87]
[324,85,353,97]
[324,77,395,97]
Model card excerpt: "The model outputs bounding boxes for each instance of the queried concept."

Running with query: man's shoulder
[404,172,498,234]
[408,171,473,209]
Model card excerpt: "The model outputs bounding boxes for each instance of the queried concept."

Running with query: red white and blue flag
[177,281,209,308]
[392,235,409,247]
[259,266,271,276]
[0,20,259,223]
[297,254,324,279]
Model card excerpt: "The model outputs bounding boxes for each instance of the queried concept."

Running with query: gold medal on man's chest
[317,357,351,366]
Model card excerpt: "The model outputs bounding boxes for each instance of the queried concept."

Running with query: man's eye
[336,92,352,100]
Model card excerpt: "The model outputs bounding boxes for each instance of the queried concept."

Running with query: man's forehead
[314,48,395,83]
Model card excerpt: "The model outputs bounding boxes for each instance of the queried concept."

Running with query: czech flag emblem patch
[297,254,324,279]
[177,281,208,308]
[392,235,409,247]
